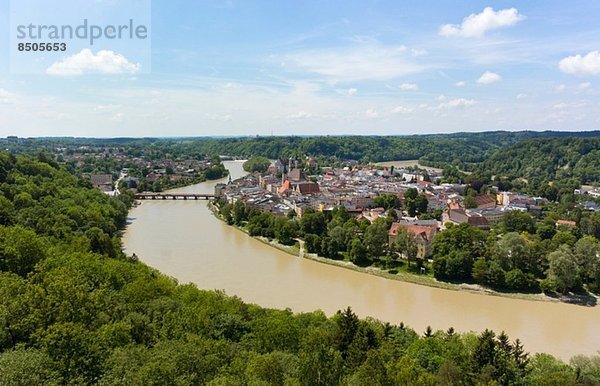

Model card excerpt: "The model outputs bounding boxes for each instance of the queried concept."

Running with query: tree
[304,233,321,254]
[85,227,116,258]
[334,307,359,360]
[487,261,506,289]
[391,227,418,267]
[363,219,389,259]
[275,220,298,245]
[547,245,580,293]
[0,226,47,276]
[496,232,531,272]
[299,211,327,236]
[373,194,401,210]
[505,269,530,291]
[573,236,599,283]
[0,348,62,385]
[472,259,488,285]
[348,238,368,265]
[232,200,247,225]
[242,157,271,173]
[0,195,14,225]
[432,223,486,281]
[552,231,577,247]
[464,196,477,209]
[497,211,536,234]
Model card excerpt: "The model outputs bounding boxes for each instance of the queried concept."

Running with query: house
[287,168,304,182]
[268,160,284,174]
[388,222,437,258]
[293,182,320,195]
[556,219,577,228]
[469,208,504,225]
[473,194,496,209]
[444,209,490,230]
[90,174,113,192]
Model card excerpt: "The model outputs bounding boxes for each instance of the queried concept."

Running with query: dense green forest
[479,137,600,186]
[4,130,600,168]
[1,156,600,383]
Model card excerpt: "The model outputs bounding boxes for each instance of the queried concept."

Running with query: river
[122,161,600,361]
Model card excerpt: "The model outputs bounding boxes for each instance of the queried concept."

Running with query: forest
[1,155,600,383]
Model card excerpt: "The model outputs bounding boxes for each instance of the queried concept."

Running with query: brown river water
[122,161,600,361]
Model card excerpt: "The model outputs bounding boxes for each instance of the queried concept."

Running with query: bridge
[135,193,216,200]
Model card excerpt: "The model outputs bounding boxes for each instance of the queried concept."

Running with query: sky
[1,0,600,137]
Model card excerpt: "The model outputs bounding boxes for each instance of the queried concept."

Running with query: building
[90,174,113,192]
[388,222,437,258]
[444,208,491,230]
[473,194,497,209]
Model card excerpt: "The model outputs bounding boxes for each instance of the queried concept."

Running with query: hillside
[481,137,600,186]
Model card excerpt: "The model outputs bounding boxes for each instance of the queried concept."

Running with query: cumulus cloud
[439,7,525,38]
[0,89,16,104]
[365,108,379,118]
[47,49,141,77]
[555,84,566,92]
[287,111,313,119]
[578,82,591,90]
[391,105,414,114]
[399,83,419,91]
[559,51,600,76]
[410,48,427,57]
[477,71,502,84]
[437,98,477,109]
[347,88,358,96]
[455,81,466,87]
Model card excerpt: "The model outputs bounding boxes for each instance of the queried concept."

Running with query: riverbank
[209,202,598,306]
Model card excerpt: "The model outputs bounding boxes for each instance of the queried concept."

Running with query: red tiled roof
[474,194,496,207]
[389,222,436,241]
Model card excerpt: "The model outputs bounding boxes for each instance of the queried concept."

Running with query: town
[218,156,599,264]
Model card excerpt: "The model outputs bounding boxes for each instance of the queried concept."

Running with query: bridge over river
[134,192,216,200]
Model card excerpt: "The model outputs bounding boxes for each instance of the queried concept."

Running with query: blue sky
[1,0,600,137]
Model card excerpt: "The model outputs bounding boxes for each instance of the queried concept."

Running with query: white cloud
[47,49,140,77]
[391,105,414,114]
[555,84,566,92]
[439,7,525,38]
[455,81,466,87]
[282,42,425,82]
[410,48,427,57]
[437,98,477,109]
[516,93,527,99]
[553,103,568,110]
[347,88,358,96]
[559,51,600,76]
[399,83,419,91]
[93,104,121,112]
[288,111,313,119]
[0,89,16,104]
[436,94,447,101]
[365,108,379,118]
[578,82,591,90]
[477,71,502,84]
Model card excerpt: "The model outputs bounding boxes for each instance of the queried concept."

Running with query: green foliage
[432,223,486,281]
[547,244,581,293]
[0,348,62,385]
[0,151,591,384]
[243,156,272,173]
[373,194,401,210]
